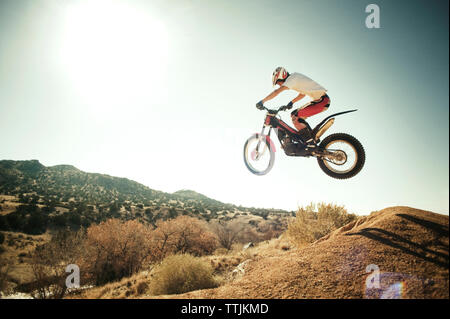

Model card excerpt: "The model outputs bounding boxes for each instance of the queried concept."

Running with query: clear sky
[0,0,448,215]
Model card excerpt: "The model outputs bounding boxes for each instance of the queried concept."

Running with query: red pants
[291,94,330,131]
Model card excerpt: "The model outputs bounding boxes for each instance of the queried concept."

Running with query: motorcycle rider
[256,67,330,148]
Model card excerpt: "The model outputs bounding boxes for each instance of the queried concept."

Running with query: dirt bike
[243,104,365,179]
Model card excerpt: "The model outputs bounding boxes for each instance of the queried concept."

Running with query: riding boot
[298,127,313,143]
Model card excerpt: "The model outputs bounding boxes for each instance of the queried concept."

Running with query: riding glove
[256,101,264,110]
[280,101,293,111]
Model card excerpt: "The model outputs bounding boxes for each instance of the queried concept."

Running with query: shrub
[214,247,229,255]
[287,203,357,246]
[0,216,9,231]
[0,258,12,294]
[30,229,85,299]
[150,254,218,295]
[210,220,243,251]
[24,211,48,234]
[83,219,154,285]
[135,281,148,295]
[0,232,4,245]
[6,212,23,231]
[152,216,217,260]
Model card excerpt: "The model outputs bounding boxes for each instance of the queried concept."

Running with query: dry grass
[286,203,358,246]
[163,206,449,299]
[45,206,450,299]
[0,196,21,216]
[69,238,297,299]
[0,231,50,293]
[149,254,218,296]
[68,271,152,299]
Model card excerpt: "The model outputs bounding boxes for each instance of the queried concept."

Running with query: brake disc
[327,150,347,165]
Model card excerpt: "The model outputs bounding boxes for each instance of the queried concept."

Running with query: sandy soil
[145,206,448,299]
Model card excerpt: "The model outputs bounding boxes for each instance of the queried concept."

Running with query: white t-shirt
[283,72,327,101]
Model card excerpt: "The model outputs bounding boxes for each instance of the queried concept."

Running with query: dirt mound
[162,206,449,299]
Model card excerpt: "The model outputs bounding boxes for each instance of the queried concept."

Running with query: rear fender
[312,109,358,137]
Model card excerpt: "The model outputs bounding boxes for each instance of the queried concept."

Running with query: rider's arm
[291,92,306,104]
[261,85,289,103]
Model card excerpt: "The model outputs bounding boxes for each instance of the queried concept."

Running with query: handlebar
[260,105,287,114]
[258,102,312,114]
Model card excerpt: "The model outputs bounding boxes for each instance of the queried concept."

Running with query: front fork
[255,125,272,159]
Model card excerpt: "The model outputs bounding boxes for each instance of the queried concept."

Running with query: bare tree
[83,219,154,285]
[152,216,217,258]
[30,229,85,299]
[211,220,244,251]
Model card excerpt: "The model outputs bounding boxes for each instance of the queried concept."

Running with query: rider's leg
[295,94,330,118]
[290,115,307,131]
[291,94,330,145]
[291,94,330,129]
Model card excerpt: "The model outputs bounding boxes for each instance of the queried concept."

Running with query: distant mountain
[0,160,293,234]
[173,189,209,200]
[0,159,162,204]
[172,189,226,206]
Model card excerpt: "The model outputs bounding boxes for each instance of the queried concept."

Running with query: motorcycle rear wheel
[317,133,365,179]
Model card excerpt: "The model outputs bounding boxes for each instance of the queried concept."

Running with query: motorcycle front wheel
[243,134,275,176]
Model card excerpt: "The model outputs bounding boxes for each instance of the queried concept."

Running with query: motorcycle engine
[276,131,290,149]
[281,136,291,149]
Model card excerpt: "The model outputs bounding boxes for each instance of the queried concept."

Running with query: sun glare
[59,0,169,113]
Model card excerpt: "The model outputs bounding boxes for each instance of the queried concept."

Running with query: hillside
[148,206,448,299]
[0,160,159,203]
[2,161,447,299]
[0,160,295,295]
[0,160,293,234]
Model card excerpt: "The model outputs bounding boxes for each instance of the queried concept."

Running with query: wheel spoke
[244,135,275,175]
[322,140,358,174]
[317,133,365,179]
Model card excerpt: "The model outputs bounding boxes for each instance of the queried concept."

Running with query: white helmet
[272,67,288,86]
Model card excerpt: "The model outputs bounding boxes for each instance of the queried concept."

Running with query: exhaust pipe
[315,118,335,140]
